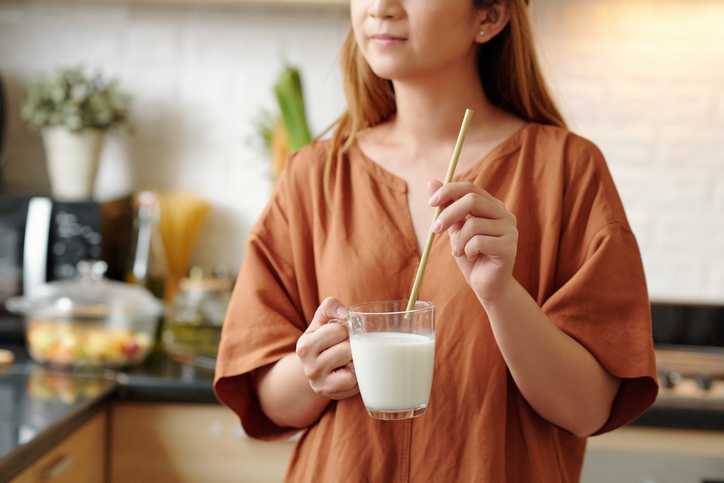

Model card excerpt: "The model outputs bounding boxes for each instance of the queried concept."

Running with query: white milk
[350,332,435,411]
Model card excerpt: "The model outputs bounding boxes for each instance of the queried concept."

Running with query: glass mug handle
[329,314,364,333]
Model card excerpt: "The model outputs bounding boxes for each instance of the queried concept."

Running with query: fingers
[308,296,347,331]
[432,193,508,234]
[427,179,443,196]
[429,181,497,209]
[460,233,517,261]
[301,338,348,382]
[449,217,509,257]
[306,361,358,400]
[324,366,359,399]
[299,335,356,398]
[297,296,358,400]
[317,340,353,374]
[296,322,348,361]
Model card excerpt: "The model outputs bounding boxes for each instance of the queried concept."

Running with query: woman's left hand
[428,179,518,303]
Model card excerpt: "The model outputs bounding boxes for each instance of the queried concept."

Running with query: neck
[388,52,504,149]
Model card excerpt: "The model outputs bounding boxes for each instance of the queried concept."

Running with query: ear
[475,2,511,44]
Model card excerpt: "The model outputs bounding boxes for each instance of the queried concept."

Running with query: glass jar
[162,271,230,369]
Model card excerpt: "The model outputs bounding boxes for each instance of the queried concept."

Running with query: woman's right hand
[295,297,359,400]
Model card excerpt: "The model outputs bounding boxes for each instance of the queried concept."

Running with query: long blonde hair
[322,0,565,193]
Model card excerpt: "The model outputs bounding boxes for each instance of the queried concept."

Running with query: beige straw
[405,108,475,317]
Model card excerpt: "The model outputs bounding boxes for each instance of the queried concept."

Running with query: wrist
[477,275,519,308]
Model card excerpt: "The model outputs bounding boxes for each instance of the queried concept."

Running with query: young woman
[215,0,658,481]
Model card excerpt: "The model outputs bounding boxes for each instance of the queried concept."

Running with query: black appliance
[652,302,724,348]
[0,195,133,341]
[644,301,724,431]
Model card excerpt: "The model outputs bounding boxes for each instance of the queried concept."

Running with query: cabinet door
[12,411,107,483]
[110,403,295,483]
[582,427,724,483]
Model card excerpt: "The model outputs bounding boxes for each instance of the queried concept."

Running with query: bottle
[126,192,166,300]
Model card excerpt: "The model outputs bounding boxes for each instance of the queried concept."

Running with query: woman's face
[351,0,488,80]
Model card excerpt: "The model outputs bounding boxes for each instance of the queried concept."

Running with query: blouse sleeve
[541,137,658,435]
[213,170,307,441]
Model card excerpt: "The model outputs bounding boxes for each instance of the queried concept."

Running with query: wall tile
[2,0,722,302]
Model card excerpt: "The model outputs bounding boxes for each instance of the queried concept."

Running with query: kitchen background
[1,0,723,303]
[1,1,724,482]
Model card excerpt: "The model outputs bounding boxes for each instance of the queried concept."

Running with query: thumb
[308,297,347,332]
[427,179,443,196]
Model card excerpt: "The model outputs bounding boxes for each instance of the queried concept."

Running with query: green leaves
[272,64,312,153]
[253,108,278,156]
[21,65,130,132]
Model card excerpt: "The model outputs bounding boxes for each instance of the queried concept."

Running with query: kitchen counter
[0,361,114,480]
[2,345,724,481]
[0,345,216,480]
[633,395,724,431]
[113,349,217,403]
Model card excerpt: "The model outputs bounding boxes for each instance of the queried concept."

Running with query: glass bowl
[6,261,163,370]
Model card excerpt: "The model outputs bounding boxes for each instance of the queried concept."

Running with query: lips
[370,34,407,41]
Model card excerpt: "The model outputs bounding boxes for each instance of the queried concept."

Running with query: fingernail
[432,220,442,232]
[336,306,347,317]
[429,194,439,206]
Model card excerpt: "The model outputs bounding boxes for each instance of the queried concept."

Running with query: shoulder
[527,123,603,160]
[527,123,607,176]
[527,124,630,230]
[281,139,332,192]
[251,140,331,239]
[270,138,336,210]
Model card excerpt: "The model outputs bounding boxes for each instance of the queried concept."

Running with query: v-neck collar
[349,122,533,193]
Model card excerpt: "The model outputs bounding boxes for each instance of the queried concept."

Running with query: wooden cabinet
[109,402,295,483]
[582,427,724,483]
[12,411,107,483]
[11,403,724,483]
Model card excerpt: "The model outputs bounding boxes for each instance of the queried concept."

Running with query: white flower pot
[94,129,134,201]
[41,126,105,200]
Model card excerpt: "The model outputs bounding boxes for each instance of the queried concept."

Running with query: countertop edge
[0,386,116,481]
[632,405,724,431]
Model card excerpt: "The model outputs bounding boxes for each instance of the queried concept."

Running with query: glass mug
[331,300,436,420]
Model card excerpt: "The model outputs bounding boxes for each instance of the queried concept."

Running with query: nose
[368,0,402,20]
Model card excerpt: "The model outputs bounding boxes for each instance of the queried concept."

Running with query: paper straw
[404,108,475,317]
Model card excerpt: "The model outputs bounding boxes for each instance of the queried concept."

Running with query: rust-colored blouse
[214,123,658,482]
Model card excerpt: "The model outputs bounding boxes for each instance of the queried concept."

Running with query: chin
[366,57,417,81]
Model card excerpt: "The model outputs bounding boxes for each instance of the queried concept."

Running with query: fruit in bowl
[6,261,163,371]
[27,319,153,369]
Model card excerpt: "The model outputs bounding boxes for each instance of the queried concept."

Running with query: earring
[479,29,485,39]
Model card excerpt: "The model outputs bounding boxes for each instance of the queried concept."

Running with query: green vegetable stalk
[273,65,312,153]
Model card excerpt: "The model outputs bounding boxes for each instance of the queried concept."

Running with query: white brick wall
[532,0,724,303]
[0,0,349,274]
[1,0,723,303]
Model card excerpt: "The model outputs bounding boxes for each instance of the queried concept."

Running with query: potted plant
[21,66,130,200]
